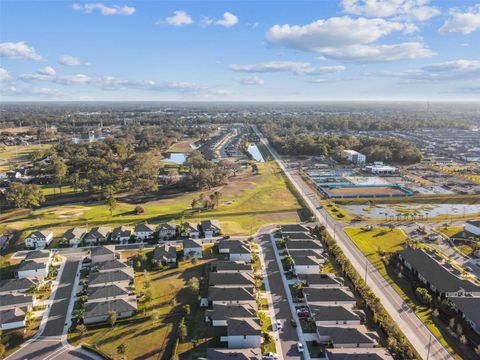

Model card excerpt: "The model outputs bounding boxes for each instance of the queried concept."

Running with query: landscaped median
[344,226,474,360]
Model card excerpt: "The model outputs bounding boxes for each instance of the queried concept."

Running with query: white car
[264,352,279,360]
[276,320,282,330]
[297,342,304,352]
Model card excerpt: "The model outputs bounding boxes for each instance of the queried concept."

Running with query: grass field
[0,144,51,172]
[69,249,221,360]
[1,161,305,252]
[167,138,198,153]
[345,226,468,360]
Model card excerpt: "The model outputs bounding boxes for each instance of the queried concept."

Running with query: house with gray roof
[206,348,261,360]
[206,303,257,326]
[84,227,111,245]
[88,269,133,288]
[208,286,256,306]
[221,318,261,349]
[208,272,255,288]
[326,348,393,360]
[24,230,53,249]
[134,223,155,241]
[0,278,35,295]
[316,325,376,348]
[63,227,86,246]
[183,238,203,259]
[157,223,177,240]
[201,220,221,239]
[84,296,137,324]
[0,307,27,331]
[87,284,130,302]
[303,287,356,306]
[211,261,252,273]
[111,226,132,244]
[152,244,177,265]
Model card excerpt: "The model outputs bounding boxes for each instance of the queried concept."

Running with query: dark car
[290,319,297,328]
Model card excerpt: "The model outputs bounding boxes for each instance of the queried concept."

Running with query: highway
[252,125,454,360]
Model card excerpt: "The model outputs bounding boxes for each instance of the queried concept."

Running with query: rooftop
[208,286,255,302]
[208,272,255,287]
[227,317,261,336]
[206,348,261,360]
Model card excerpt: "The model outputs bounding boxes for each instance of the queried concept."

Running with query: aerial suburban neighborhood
[2,1,480,360]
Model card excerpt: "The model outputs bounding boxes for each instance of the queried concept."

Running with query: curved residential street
[253,125,455,360]
[6,253,96,360]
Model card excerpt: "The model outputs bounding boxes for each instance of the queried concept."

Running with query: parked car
[263,352,279,360]
[297,342,304,352]
[290,318,297,328]
[276,320,282,330]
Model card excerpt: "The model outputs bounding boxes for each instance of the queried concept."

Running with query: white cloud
[342,0,440,21]
[266,16,411,51]
[384,59,480,81]
[265,16,434,62]
[202,12,238,27]
[59,54,90,66]
[0,85,68,98]
[39,66,56,76]
[0,68,12,82]
[321,42,434,62]
[234,76,265,85]
[229,61,345,75]
[55,74,92,85]
[0,41,42,61]
[163,11,193,26]
[72,3,135,16]
[439,5,480,34]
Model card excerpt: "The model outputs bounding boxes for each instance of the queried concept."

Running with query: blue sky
[1,0,480,101]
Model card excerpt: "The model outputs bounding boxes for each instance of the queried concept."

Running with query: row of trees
[266,130,422,164]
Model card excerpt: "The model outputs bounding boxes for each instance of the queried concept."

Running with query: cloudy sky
[1,0,480,101]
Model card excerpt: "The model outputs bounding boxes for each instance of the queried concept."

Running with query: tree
[108,310,117,328]
[76,324,87,337]
[213,191,222,208]
[151,311,160,324]
[284,255,294,270]
[415,287,432,306]
[52,156,68,193]
[117,343,128,358]
[187,277,200,294]
[178,323,187,341]
[182,304,191,316]
[107,194,117,216]
[0,343,4,358]
[5,183,45,208]
[135,205,144,214]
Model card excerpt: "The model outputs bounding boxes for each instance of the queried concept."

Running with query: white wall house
[183,239,203,259]
[111,226,132,244]
[0,308,27,330]
[63,227,86,246]
[24,230,53,249]
[158,223,177,240]
[343,150,366,165]
[134,223,155,241]
[220,318,261,349]
[465,220,480,236]
[181,222,200,239]
[201,220,221,239]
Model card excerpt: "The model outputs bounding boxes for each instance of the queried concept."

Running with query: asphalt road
[258,233,301,360]
[252,125,454,360]
[6,257,94,360]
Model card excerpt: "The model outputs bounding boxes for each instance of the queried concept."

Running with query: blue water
[165,153,187,164]
[247,143,265,162]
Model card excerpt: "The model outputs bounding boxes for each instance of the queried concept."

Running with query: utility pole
[364,259,368,283]
[426,333,432,360]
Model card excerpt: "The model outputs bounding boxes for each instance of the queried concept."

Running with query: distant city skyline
[1,0,480,101]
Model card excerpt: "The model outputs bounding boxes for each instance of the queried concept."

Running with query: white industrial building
[343,150,366,165]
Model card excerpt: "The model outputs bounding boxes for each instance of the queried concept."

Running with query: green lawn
[2,161,305,252]
[436,226,465,238]
[0,144,51,172]
[345,226,467,360]
[167,138,198,153]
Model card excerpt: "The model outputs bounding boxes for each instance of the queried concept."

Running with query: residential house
[134,223,155,241]
[280,224,310,233]
[208,286,256,306]
[221,318,261,349]
[303,288,357,306]
[201,220,221,239]
[24,230,53,249]
[206,348,262,360]
[449,296,480,335]
[284,232,314,240]
[310,305,362,326]
[84,296,137,324]
[88,269,133,288]
[63,227,86,246]
[218,240,252,262]
[94,259,129,273]
[208,273,255,288]
[291,254,323,275]
[0,308,28,330]
[0,294,33,312]
[91,245,116,264]
[465,220,480,236]
[398,247,480,298]
[183,238,203,259]
[181,222,200,239]
[285,240,323,251]
[0,278,36,295]
[152,244,177,265]
[211,261,253,273]
[316,326,375,348]
[326,348,393,360]
[16,250,51,279]
[298,274,342,288]
[206,303,257,326]
[84,227,111,245]
[87,284,131,303]
[157,223,177,241]
[111,226,132,244]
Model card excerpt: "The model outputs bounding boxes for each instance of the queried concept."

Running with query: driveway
[257,232,302,360]
[6,256,95,360]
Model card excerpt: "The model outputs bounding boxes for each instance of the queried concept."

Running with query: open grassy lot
[1,161,305,252]
[69,248,222,360]
[0,144,51,172]
[345,226,469,360]
[436,226,465,238]
[167,138,198,153]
